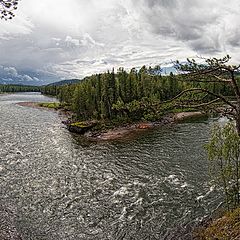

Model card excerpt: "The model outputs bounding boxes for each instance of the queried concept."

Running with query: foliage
[70,122,89,128]
[41,66,236,123]
[205,123,240,209]
[0,84,41,92]
[0,0,18,20]
[175,55,240,134]
[38,102,61,110]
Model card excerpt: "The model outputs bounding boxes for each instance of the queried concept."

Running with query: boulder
[66,121,97,134]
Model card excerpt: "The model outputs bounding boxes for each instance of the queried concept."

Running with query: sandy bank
[173,111,204,121]
[17,102,41,109]
[85,111,205,141]
[84,122,159,141]
[17,101,73,120]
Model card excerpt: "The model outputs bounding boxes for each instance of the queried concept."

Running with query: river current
[0,93,222,240]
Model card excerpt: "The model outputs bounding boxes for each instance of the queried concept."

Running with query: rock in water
[65,121,97,134]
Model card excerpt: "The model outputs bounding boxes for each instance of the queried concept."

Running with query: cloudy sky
[0,0,240,84]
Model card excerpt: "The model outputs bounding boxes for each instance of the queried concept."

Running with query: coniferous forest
[41,66,235,123]
[0,84,40,93]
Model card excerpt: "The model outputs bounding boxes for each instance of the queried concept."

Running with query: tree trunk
[235,108,240,136]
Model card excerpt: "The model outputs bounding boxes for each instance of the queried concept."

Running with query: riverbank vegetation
[196,207,240,239]
[38,102,61,110]
[176,56,240,238]
[41,64,235,126]
[194,123,240,239]
[206,123,240,210]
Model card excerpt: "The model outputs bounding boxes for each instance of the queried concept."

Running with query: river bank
[17,101,206,140]
[194,207,240,239]
[17,101,72,119]
[83,112,206,141]
[17,102,41,108]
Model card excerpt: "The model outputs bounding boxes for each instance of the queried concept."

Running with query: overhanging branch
[176,78,231,83]
[178,98,221,108]
[163,88,237,110]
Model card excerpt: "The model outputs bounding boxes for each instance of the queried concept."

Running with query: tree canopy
[174,55,240,134]
[206,123,240,210]
[41,64,237,124]
[0,0,18,20]
[0,84,41,92]
[41,67,186,122]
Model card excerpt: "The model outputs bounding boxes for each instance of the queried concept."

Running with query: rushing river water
[0,93,222,240]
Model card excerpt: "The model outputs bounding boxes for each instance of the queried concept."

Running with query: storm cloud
[0,0,239,84]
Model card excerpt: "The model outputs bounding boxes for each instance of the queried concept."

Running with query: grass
[195,207,240,239]
[38,102,61,110]
[70,122,89,128]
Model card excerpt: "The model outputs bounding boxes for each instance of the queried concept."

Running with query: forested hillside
[0,84,41,92]
[46,79,80,87]
[41,66,235,122]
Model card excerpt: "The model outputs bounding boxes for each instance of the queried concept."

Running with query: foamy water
[0,93,222,239]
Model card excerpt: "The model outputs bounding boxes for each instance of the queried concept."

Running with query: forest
[0,84,41,93]
[41,65,235,123]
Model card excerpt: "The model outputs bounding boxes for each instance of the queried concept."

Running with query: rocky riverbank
[194,207,240,239]
[64,111,205,141]
[17,101,206,140]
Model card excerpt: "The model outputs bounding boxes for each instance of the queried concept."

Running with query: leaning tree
[170,55,240,135]
[0,0,18,20]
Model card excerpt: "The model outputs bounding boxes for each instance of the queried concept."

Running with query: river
[0,93,222,240]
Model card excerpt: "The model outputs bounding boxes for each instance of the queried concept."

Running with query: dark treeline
[0,84,41,92]
[41,66,235,122]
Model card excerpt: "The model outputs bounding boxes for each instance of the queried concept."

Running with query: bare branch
[164,88,237,110]
[176,77,232,83]
[179,98,221,108]
[210,75,232,83]
[230,71,240,100]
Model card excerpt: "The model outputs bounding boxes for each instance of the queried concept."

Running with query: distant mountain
[46,79,81,86]
[0,78,40,86]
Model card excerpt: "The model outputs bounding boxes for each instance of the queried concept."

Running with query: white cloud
[80,33,104,47]
[3,67,18,77]
[22,75,33,82]
[0,14,33,37]
[0,0,240,83]
[65,36,80,47]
